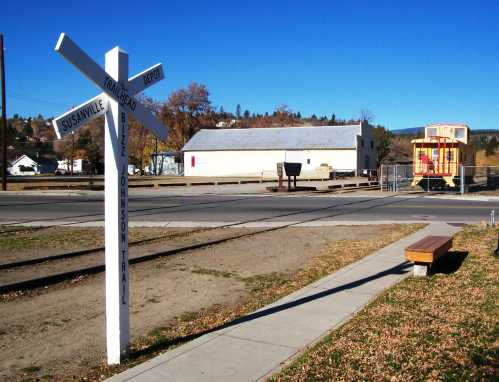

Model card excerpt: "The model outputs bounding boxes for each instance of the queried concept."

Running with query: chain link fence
[380,164,499,194]
[465,166,499,192]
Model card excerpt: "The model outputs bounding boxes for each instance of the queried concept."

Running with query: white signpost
[52,33,168,364]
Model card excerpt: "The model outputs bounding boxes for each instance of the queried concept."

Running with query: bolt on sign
[52,33,168,365]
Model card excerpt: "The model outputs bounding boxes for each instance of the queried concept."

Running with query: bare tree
[360,108,375,124]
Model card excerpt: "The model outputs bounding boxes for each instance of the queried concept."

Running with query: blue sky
[3,0,499,130]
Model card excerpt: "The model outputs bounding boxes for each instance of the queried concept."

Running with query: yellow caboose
[411,123,475,188]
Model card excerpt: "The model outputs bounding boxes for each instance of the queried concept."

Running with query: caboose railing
[413,137,459,177]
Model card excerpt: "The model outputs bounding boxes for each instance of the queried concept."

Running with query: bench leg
[413,262,429,277]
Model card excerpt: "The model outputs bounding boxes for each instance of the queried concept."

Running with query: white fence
[380,164,499,194]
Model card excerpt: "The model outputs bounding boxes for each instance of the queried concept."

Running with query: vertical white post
[460,164,465,195]
[394,164,398,192]
[104,47,129,365]
[380,164,383,192]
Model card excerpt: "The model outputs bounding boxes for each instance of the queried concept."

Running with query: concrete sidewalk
[106,222,461,382]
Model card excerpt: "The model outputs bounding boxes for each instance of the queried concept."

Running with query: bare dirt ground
[0,224,422,381]
[0,227,259,284]
[473,189,499,196]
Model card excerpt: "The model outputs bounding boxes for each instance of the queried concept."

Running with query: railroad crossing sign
[52,33,168,365]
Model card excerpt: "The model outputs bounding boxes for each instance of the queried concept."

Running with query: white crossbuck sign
[52,33,168,365]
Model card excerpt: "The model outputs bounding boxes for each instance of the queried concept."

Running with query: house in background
[9,154,58,176]
[56,159,84,175]
[182,122,377,177]
[146,152,183,175]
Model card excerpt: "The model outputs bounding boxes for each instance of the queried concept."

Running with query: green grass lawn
[271,225,499,381]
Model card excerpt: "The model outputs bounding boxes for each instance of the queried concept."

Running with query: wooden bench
[405,236,453,276]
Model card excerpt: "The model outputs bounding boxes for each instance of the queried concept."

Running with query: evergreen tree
[373,125,393,166]
[219,106,227,119]
[485,136,498,156]
[87,142,101,174]
[77,129,92,149]
[22,118,33,137]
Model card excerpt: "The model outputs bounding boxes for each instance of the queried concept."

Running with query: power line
[6,91,68,107]
[1,34,7,191]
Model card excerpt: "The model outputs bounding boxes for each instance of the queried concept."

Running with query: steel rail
[0,192,427,294]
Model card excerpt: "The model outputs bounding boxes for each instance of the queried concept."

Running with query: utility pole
[71,132,74,176]
[154,137,158,176]
[1,34,7,191]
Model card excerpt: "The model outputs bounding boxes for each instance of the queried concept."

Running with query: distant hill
[470,129,499,135]
[391,127,424,136]
[391,127,499,136]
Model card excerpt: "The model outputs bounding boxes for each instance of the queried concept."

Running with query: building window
[361,139,364,147]
[191,156,195,167]
[427,128,438,137]
[446,151,454,162]
[370,140,374,149]
[307,158,311,164]
[455,128,465,139]
[20,165,35,172]
[432,148,439,161]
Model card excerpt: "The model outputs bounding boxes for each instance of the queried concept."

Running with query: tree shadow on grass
[430,251,468,275]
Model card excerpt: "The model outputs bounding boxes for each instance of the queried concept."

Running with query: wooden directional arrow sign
[54,34,167,140]
[51,33,168,365]
[52,63,165,138]
[128,63,164,95]
[53,94,108,138]
[52,35,166,139]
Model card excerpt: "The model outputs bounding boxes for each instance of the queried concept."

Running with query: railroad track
[0,191,426,294]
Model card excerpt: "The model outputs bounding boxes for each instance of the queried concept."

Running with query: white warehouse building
[182,122,377,177]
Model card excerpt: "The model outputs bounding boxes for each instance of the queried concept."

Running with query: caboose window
[427,128,437,137]
[455,128,465,139]
[432,148,439,161]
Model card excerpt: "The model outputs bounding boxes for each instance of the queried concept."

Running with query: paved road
[0,190,496,225]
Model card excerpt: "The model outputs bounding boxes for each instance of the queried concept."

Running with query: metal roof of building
[182,125,362,151]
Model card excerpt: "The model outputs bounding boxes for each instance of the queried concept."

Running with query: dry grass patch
[2,224,424,381]
[89,224,424,381]
[476,149,499,166]
[271,224,499,382]
[0,226,196,252]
